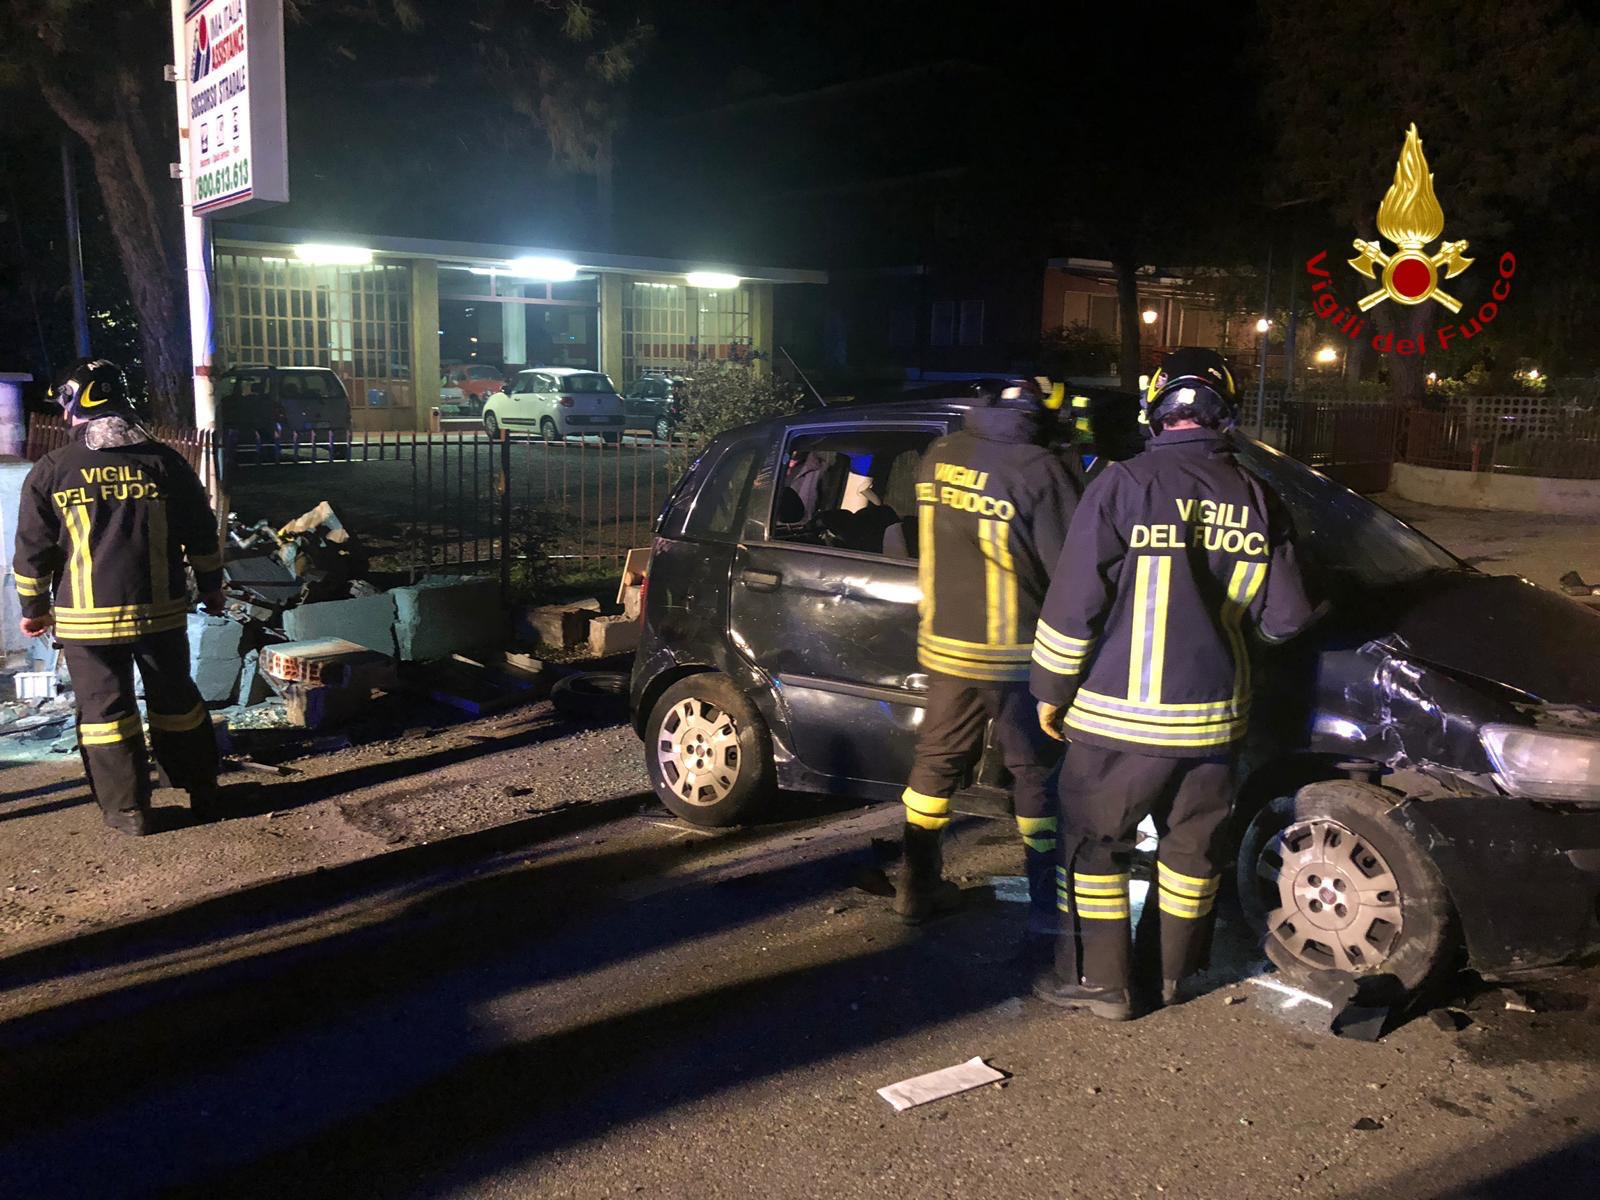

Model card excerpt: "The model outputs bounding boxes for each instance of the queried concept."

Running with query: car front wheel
[1237,780,1457,1005]
[645,673,776,827]
[483,411,500,438]
[654,416,672,443]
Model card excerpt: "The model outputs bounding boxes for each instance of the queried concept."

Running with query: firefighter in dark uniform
[12,360,225,835]
[896,379,1083,933]
[1029,349,1316,1018]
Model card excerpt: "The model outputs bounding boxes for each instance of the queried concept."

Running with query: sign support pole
[168,0,222,516]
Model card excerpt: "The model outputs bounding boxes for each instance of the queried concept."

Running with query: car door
[726,418,950,787]
[500,371,538,429]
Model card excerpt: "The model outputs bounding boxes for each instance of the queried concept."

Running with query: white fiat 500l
[482,368,626,442]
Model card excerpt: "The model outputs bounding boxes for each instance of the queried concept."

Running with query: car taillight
[559,395,575,408]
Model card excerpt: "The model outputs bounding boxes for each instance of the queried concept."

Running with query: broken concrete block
[392,575,502,662]
[587,612,641,658]
[260,637,397,691]
[188,613,246,704]
[236,648,277,707]
[521,602,597,648]
[282,592,399,657]
[260,637,397,730]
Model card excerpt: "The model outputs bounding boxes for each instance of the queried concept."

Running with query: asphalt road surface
[2,783,1597,1199]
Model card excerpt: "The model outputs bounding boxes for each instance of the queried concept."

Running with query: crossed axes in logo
[1348,238,1474,313]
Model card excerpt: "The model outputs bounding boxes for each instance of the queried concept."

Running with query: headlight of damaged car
[1480,724,1600,803]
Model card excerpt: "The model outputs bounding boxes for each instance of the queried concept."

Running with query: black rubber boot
[101,806,152,836]
[893,823,962,924]
[1032,976,1135,1021]
[187,783,222,823]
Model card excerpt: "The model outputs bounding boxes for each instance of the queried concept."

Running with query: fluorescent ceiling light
[294,243,373,266]
[505,256,578,281]
[686,271,740,289]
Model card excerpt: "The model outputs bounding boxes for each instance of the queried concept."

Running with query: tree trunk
[36,68,191,426]
[1113,253,1142,390]
[1382,301,1434,407]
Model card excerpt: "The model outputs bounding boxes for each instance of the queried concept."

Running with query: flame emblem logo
[1348,125,1474,313]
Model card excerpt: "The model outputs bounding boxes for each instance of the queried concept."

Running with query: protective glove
[1037,701,1066,742]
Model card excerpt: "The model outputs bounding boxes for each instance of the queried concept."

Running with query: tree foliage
[0,0,653,423]
[1260,1,1600,393]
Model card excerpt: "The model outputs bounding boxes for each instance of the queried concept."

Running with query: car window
[1232,436,1460,589]
[232,370,270,401]
[284,371,343,399]
[562,372,616,394]
[684,440,763,541]
[467,366,500,380]
[511,373,539,395]
[769,427,940,558]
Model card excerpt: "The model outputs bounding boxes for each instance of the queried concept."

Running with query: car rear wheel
[1237,780,1457,1005]
[654,417,672,443]
[540,416,559,442]
[646,673,775,827]
[483,411,500,439]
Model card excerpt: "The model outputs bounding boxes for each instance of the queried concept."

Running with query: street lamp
[1141,308,1158,326]
[1255,317,1271,334]
[1315,346,1338,364]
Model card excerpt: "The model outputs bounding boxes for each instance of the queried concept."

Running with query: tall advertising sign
[184,0,288,215]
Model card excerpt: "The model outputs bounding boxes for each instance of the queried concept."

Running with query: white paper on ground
[877,1056,1006,1111]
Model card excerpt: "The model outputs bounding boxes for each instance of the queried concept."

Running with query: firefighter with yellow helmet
[1030,348,1316,1018]
[895,377,1083,945]
[12,360,225,835]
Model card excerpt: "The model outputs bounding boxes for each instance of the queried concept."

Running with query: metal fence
[1401,404,1600,479]
[24,419,688,590]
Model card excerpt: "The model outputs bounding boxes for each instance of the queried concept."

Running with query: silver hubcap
[1257,817,1403,973]
[657,698,740,806]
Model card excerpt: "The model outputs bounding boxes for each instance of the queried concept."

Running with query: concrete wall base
[1390,462,1600,517]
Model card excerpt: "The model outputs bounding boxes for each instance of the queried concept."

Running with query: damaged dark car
[630,396,1600,1002]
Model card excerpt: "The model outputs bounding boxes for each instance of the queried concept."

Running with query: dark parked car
[622,374,687,442]
[631,395,1600,1002]
[215,365,352,453]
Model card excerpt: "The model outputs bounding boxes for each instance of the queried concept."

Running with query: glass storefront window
[214,253,413,415]
[622,281,751,384]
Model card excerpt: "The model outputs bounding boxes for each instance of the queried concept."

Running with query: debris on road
[1352,1117,1385,1131]
[1501,988,1539,1013]
[989,876,1030,905]
[877,1057,1007,1112]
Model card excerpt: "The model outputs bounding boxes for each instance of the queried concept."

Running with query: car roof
[722,385,1138,439]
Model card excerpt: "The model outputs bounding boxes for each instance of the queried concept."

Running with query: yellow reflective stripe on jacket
[79,713,143,746]
[1222,559,1268,701]
[1063,707,1246,749]
[188,549,223,573]
[13,571,46,597]
[1035,620,1092,654]
[1073,690,1247,727]
[978,518,1018,646]
[1128,555,1172,704]
[148,703,207,733]
[916,648,1030,682]
[64,505,94,609]
[918,631,1032,660]
[1072,870,1131,919]
[918,502,936,636]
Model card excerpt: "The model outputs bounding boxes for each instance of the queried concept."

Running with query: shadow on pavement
[0,818,1008,1199]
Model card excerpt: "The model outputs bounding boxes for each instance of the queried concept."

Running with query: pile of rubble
[3,501,645,768]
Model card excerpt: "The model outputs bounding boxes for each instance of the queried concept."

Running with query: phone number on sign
[195,157,250,202]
